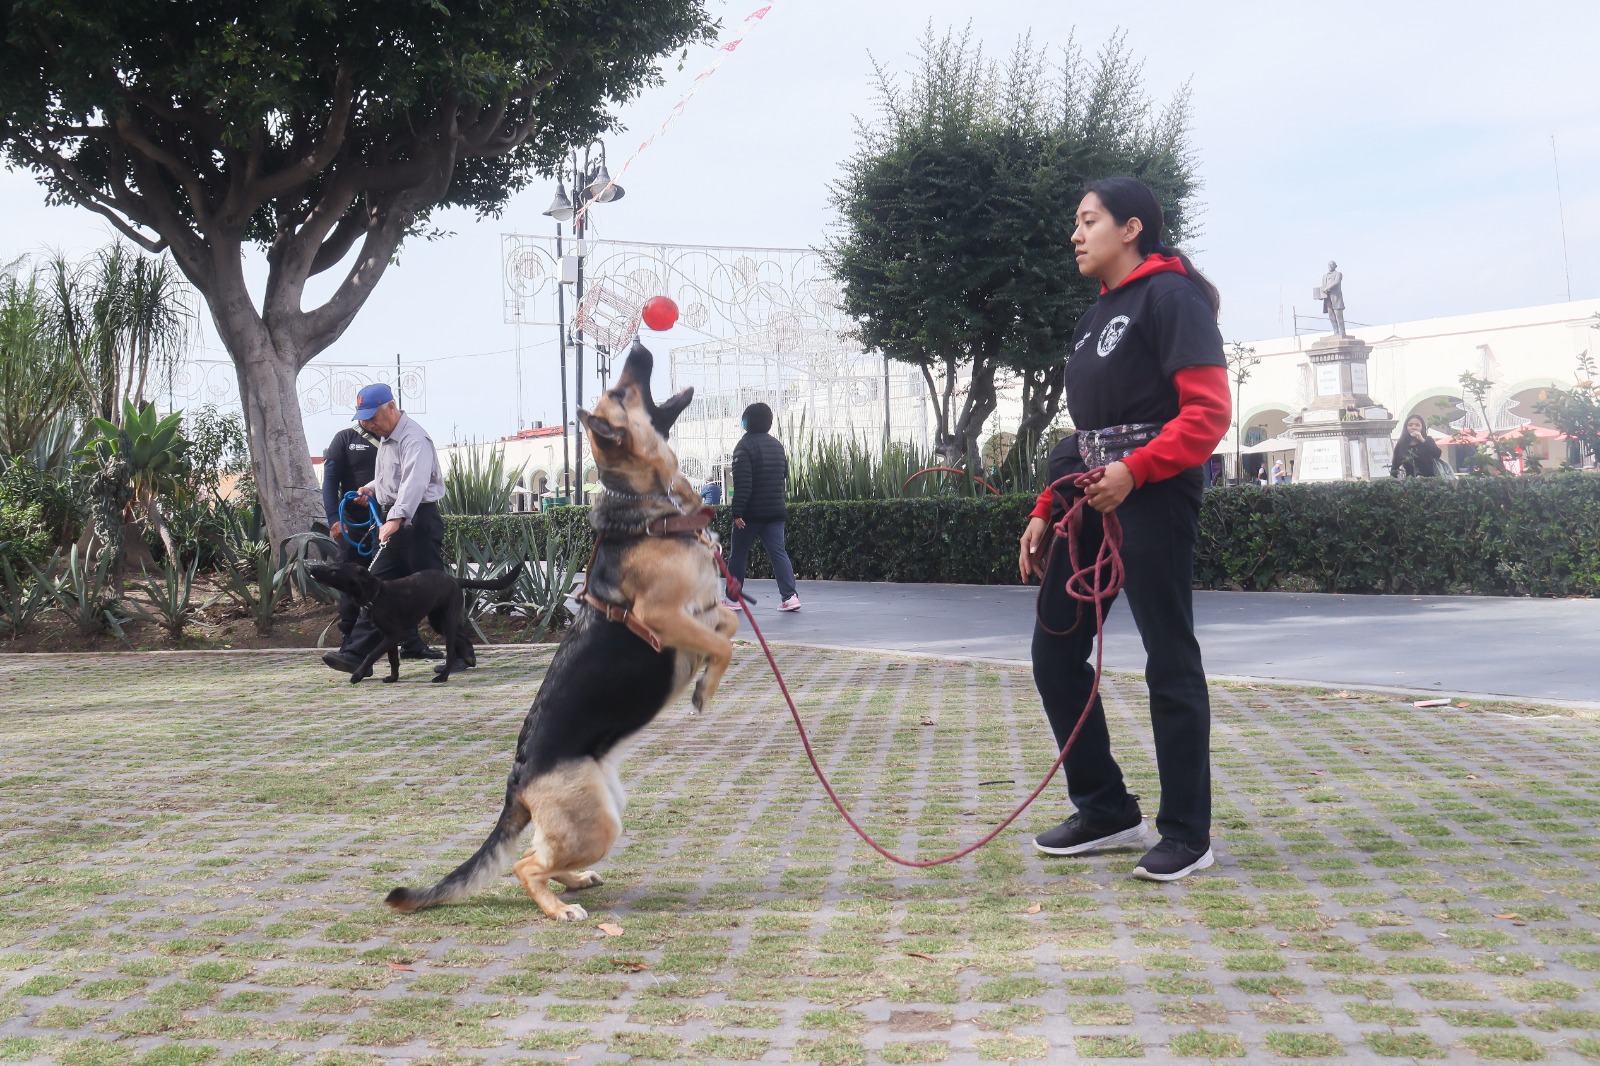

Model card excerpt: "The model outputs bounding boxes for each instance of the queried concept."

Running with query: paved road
[729,579,1599,705]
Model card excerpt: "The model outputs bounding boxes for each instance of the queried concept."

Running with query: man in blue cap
[321,382,448,674]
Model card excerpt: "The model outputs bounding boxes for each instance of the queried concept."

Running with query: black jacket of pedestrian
[323,427,380,527]
[730,403,788,523]
[1390,433,1443,478]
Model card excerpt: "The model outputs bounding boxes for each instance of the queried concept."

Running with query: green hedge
[444,474,1600,597]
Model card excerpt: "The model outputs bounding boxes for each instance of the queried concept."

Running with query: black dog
[308,562,521,684]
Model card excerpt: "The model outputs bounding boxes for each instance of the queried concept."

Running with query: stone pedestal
[1286,335,1397,481]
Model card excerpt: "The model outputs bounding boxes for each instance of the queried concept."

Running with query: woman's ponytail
[1085,177,1221,319]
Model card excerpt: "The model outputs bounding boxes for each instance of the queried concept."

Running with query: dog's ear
[578,408,627,447]
[650,386,694,437]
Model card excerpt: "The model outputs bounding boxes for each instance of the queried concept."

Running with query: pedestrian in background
[722,402,800,612]
[1390,415,1443,478]
[321,422,381,652]
[322,382,447,673]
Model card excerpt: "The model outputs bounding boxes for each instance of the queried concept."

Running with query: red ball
[641,295,679,331]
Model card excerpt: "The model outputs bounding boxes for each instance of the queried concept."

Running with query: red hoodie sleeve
[1120,365,1232,488]
[1029,485,1053,521]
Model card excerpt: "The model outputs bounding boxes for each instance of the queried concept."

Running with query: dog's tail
[458,561,526,593]
[385,784,531,913]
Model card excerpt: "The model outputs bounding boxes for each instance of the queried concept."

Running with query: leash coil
[722,466,1123,867]
[337,491,384,557]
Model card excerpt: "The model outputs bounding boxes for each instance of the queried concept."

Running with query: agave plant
[443,443,525,515]
[277,531,340,603]
[0,552,57,638]
[486,524,578,638]
[77,398,191,564]
[129,553,219,641]
[215,537,289,636]
[37,542,130,644]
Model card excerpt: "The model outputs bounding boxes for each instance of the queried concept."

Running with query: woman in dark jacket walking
[1390,415,1444,478]
[724,403,801,611]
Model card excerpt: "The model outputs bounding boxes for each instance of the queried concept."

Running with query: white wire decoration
[163,361,427,416]
[500,234,930,478]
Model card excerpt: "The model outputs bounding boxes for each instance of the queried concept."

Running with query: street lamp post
[542,140,624,506]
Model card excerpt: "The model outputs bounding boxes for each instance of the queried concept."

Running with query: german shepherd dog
[385,340,738,921]
[307,563,522,684]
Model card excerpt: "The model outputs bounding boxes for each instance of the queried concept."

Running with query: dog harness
[579,507,717,652]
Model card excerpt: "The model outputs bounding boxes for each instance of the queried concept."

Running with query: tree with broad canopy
[825,26,1198,474]
[0,0,714,551]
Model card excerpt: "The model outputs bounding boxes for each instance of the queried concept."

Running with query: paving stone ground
[1,649,1598,1066]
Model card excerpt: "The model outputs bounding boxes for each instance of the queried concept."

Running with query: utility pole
[554,223,571,500]
[394,352,403,410]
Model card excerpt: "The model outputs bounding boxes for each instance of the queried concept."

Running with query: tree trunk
[948,361,999,473]
[231,337,321,557]
[1015,364,1066,450]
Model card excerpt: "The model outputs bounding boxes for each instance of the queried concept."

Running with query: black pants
[334,532,374,647]
[1031,476,1211,847]
[727,520,797,601]
[343,501,445,658]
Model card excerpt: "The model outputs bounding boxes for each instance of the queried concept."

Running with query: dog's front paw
[563,871,604,890]
[430,672,449,684]
[553,903,588,922]
[382,674,397,683]
[348,673,365,684]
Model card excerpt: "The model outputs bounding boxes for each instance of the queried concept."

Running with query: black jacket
[323,427,381,526]
[731,431,788,522]
[1390,434,1443,478]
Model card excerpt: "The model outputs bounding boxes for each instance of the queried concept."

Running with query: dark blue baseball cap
[352,382,394,420]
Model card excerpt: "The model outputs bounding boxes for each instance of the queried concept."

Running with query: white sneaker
[719,596,742,611]
[779,595,802,612]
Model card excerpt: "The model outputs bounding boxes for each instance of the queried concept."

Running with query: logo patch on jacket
[1097,315,1130,357]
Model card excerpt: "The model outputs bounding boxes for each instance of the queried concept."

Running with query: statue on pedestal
[1317,261,1347,336]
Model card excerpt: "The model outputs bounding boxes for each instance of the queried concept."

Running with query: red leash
[717,468,1124,867]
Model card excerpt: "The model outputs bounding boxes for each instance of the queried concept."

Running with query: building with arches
[1224,298,1599,477]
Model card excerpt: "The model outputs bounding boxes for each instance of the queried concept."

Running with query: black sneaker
[1033,795,1147,856]
[401,645,444,660]
[1132,838,1215,882]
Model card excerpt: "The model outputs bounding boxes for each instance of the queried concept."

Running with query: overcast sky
[2,0,1596,447]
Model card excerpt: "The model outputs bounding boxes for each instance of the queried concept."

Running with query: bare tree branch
[234,65,357,215]
[308,205,370,277]
[11,140,169,253]
[114,110,213,228]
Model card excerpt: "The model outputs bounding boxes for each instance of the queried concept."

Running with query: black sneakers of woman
[1032,795,1214,881]
[1032,795,1148,856]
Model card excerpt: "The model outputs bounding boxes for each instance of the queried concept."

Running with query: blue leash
[338,491,383,557]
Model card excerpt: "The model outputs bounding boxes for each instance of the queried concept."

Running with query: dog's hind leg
[383,645,400,684]
[511,763,620,921]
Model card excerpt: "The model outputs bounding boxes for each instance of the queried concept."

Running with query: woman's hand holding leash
[1083,460,1133,513]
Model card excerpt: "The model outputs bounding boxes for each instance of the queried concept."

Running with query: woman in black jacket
[1390,415,1443,478]
[723,403,801,611]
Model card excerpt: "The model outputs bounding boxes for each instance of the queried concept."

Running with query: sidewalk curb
[758,640,1600,717]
